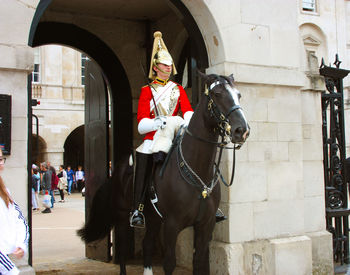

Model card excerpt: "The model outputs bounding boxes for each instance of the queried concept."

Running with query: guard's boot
[215,208,227,223]
[130,152,153,228]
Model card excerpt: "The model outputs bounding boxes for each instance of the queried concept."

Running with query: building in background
[0,0,350,274]
[31,45,85,170]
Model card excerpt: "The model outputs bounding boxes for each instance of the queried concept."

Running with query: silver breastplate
[150,81,180,116]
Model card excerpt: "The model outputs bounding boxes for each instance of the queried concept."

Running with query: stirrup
[130,210,145,228]
[215,208,227,223]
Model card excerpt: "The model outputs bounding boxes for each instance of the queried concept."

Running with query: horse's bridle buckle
[208,99,213,111]
[138,204,144,212]
[225,123,231,134]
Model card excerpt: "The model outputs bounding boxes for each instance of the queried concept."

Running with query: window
[302,0,316,12]
[81,54,89,85]
[32,48,40,83]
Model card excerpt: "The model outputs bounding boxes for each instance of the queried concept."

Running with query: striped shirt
[0,194,28,275]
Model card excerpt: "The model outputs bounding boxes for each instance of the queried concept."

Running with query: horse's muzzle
[232,126,250,145]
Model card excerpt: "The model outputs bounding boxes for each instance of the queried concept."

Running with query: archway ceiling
[49,0,171,20]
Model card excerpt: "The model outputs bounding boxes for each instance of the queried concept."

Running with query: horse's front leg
[143,210,162,275]
[193,218,216,275]
[116,223,128,275]
[163,219,180,275]
[116,215,133,275]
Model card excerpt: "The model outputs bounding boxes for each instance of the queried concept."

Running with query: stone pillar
[0,0,38,274]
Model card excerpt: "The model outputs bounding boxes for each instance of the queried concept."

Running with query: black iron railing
[320,54,350,264]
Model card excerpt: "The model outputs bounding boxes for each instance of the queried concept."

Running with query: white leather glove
[154,116,167,130]
[182,111,194,127]
[138,117,167,135]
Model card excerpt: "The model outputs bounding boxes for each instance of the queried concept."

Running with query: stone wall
[0,0,38,274]
[170,0,350,273]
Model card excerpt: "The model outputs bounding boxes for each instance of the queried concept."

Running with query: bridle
[205,79,243,146]
[186,79,243,148]
[178,78,247,199]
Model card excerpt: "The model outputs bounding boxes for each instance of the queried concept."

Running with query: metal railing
[320,55,350,264]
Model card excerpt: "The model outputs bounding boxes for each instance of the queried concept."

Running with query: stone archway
[28,0,212,268]
[31,134,47,165]
[63,125,84,170]
[29,21,133,160]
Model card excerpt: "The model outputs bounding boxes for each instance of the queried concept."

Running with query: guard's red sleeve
[137,86,152,123]
[174,85,193,115]
[137,86,156,140]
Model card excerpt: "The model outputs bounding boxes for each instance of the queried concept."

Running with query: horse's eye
[213,90,222,97]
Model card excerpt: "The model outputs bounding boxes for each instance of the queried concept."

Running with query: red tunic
[137,80,193,140]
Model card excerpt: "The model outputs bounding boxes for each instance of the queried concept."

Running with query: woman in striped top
[0,148,29,275]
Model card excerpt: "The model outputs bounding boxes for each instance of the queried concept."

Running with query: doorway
[28,0,208,267]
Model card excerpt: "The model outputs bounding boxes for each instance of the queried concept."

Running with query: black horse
[78,72,249,275]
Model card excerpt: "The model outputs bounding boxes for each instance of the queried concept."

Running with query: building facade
[1,0,350,274]
[31,45,85,170]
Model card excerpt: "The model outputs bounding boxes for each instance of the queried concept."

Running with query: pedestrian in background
[31,167,39,211]
[47,161,58,202]
[0,147,29,275]
[66,166,75,195]
[57,165,67,202]
[40,162,52,213]
[32,167,41,205]
[75,165,85,192]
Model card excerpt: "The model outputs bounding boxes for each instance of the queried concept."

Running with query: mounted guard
[129,31,194,228]
[130,31,227,228]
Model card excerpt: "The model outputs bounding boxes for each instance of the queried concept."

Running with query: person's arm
[177,85,194,125]
[137,86,167,134]
[13,202,29,255]
[0,250,19,275]
[178,85,193,114]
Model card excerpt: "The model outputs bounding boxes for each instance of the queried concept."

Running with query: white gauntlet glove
[182,111,194,127]
[138,116,167,135]
[153,116,167,130]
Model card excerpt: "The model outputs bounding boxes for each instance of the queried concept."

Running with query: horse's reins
[178,79,243,199]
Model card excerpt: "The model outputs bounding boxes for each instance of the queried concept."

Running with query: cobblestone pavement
[35,258,192,275]
[32,192,192,275]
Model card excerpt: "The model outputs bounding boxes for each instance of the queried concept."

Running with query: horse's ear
[197,70,208,82]
[228,74,235,82]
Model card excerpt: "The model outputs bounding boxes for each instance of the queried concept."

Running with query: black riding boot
[130,152,153,228]
[216,208,227,223]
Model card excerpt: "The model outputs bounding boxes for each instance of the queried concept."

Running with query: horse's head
[198,72,250,146]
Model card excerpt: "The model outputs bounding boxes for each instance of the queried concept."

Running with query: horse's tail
[77,179,114,243]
